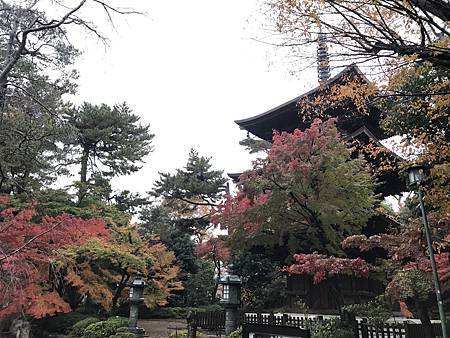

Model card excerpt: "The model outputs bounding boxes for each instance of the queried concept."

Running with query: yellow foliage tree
[56,226,182,312]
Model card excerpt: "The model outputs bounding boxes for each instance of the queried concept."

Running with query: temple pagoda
[230,40,406,310]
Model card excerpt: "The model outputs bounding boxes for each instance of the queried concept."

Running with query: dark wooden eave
[232,65,406,196]
[235,65,385,141]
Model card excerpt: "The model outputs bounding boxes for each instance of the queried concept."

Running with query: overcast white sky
[69,0,319,194]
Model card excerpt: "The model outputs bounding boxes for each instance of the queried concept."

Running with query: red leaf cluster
[0,195,108,318]
[195,237,230,262]
[285,253,370,284]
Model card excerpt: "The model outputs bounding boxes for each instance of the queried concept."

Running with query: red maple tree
[0,195,108,318]
[285,253,370,284]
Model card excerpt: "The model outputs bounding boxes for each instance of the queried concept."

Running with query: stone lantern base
[224,306,239,336]
[129,327,146,338]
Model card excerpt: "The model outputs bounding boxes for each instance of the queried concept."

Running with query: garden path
[138,319,186,338]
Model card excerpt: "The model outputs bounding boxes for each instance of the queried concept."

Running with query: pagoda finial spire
[317,25,331,85]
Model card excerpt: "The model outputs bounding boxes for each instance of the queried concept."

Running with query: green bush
[147,305,224,319]
[37,311,93,334]
[228,327,242,338]
[197,304,223,313]
[108,333,136,338]
[71,317,101,337]
[310,319,353,338]
[342,296,391,327]
[333,328,355,338]
[168,329,209,338]
[116,327,131,333]
[82,317,128,338]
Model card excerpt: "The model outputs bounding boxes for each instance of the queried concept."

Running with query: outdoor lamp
[217,270,242,307]
[407,164,424,186]
[217,266,242,336]
[406,163,448,338]
[128,276,146,338]
[129,278,145,301]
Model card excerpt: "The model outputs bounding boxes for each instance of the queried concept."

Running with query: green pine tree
[64,102,154,184]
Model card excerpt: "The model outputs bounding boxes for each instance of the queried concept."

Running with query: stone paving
[138,319,186,338]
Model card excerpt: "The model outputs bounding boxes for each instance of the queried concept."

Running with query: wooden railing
[0,333,13,338]
[244,312,321,328]
[193,311,447,338]
[358,319,406,338]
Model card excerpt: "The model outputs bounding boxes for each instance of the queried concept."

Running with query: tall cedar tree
[139,204,198,274]
[214,118,376,257]
[150,150,228,303]
[152,149,228,237]
[65,102,154,184]
[139,204,216,306]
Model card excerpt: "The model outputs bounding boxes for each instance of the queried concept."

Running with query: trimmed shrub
[36,311,93,334]
[168,329,208,338]
[228,327,242,338]
[310,319,353,338]
[108,333,136,338]
[82,317,128,338]
[71,317,101,337]
[146,305,224,319]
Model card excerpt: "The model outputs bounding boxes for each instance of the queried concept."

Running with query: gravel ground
[138,319,187,338]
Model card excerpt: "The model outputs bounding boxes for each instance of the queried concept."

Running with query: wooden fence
[0,333,13,338]
[358,319,406,338]
[194,311,446,338]
[243,323,311,338]
[193,311,225,331]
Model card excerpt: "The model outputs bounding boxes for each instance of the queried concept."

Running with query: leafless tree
[264,0,450,69]
[0,0,141,109]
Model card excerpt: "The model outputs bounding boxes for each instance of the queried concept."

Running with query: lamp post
[407,165,448,338]
[217,266,242,336]
[128,277,146,338]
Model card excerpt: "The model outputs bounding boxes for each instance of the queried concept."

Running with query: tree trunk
[0,19,19,111]
[77,145,90,204]
[414,296,435,338]
[112,270,130,313]
[80,145,90,183]
[211,254,220,302]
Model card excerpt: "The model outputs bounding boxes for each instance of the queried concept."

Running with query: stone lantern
[128,277,146,338]
[217,267,242,336]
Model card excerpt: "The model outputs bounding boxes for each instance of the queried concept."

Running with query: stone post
[225,306,239,336]
[187,311,197,338]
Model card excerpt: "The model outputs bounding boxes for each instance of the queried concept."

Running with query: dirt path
[138,319,187,338]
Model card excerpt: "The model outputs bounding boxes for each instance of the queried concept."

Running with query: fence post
[187,311,197,338]
[257,312,262,324]
[242,324,249,338]
[282,314,288,326]
[361,318,369,338]
[269,312,275,325]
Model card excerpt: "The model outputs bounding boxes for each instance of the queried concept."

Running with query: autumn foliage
[213,118,376,255]
[285,253,370,284]
[0,195,181,319]
[0,195,108,318]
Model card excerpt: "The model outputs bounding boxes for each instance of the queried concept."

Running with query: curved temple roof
[233,65,406,196]
[235,65,384,141]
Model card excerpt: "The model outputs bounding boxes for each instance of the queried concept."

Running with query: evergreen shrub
[82,317,128,338]
[71,317,101,337]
